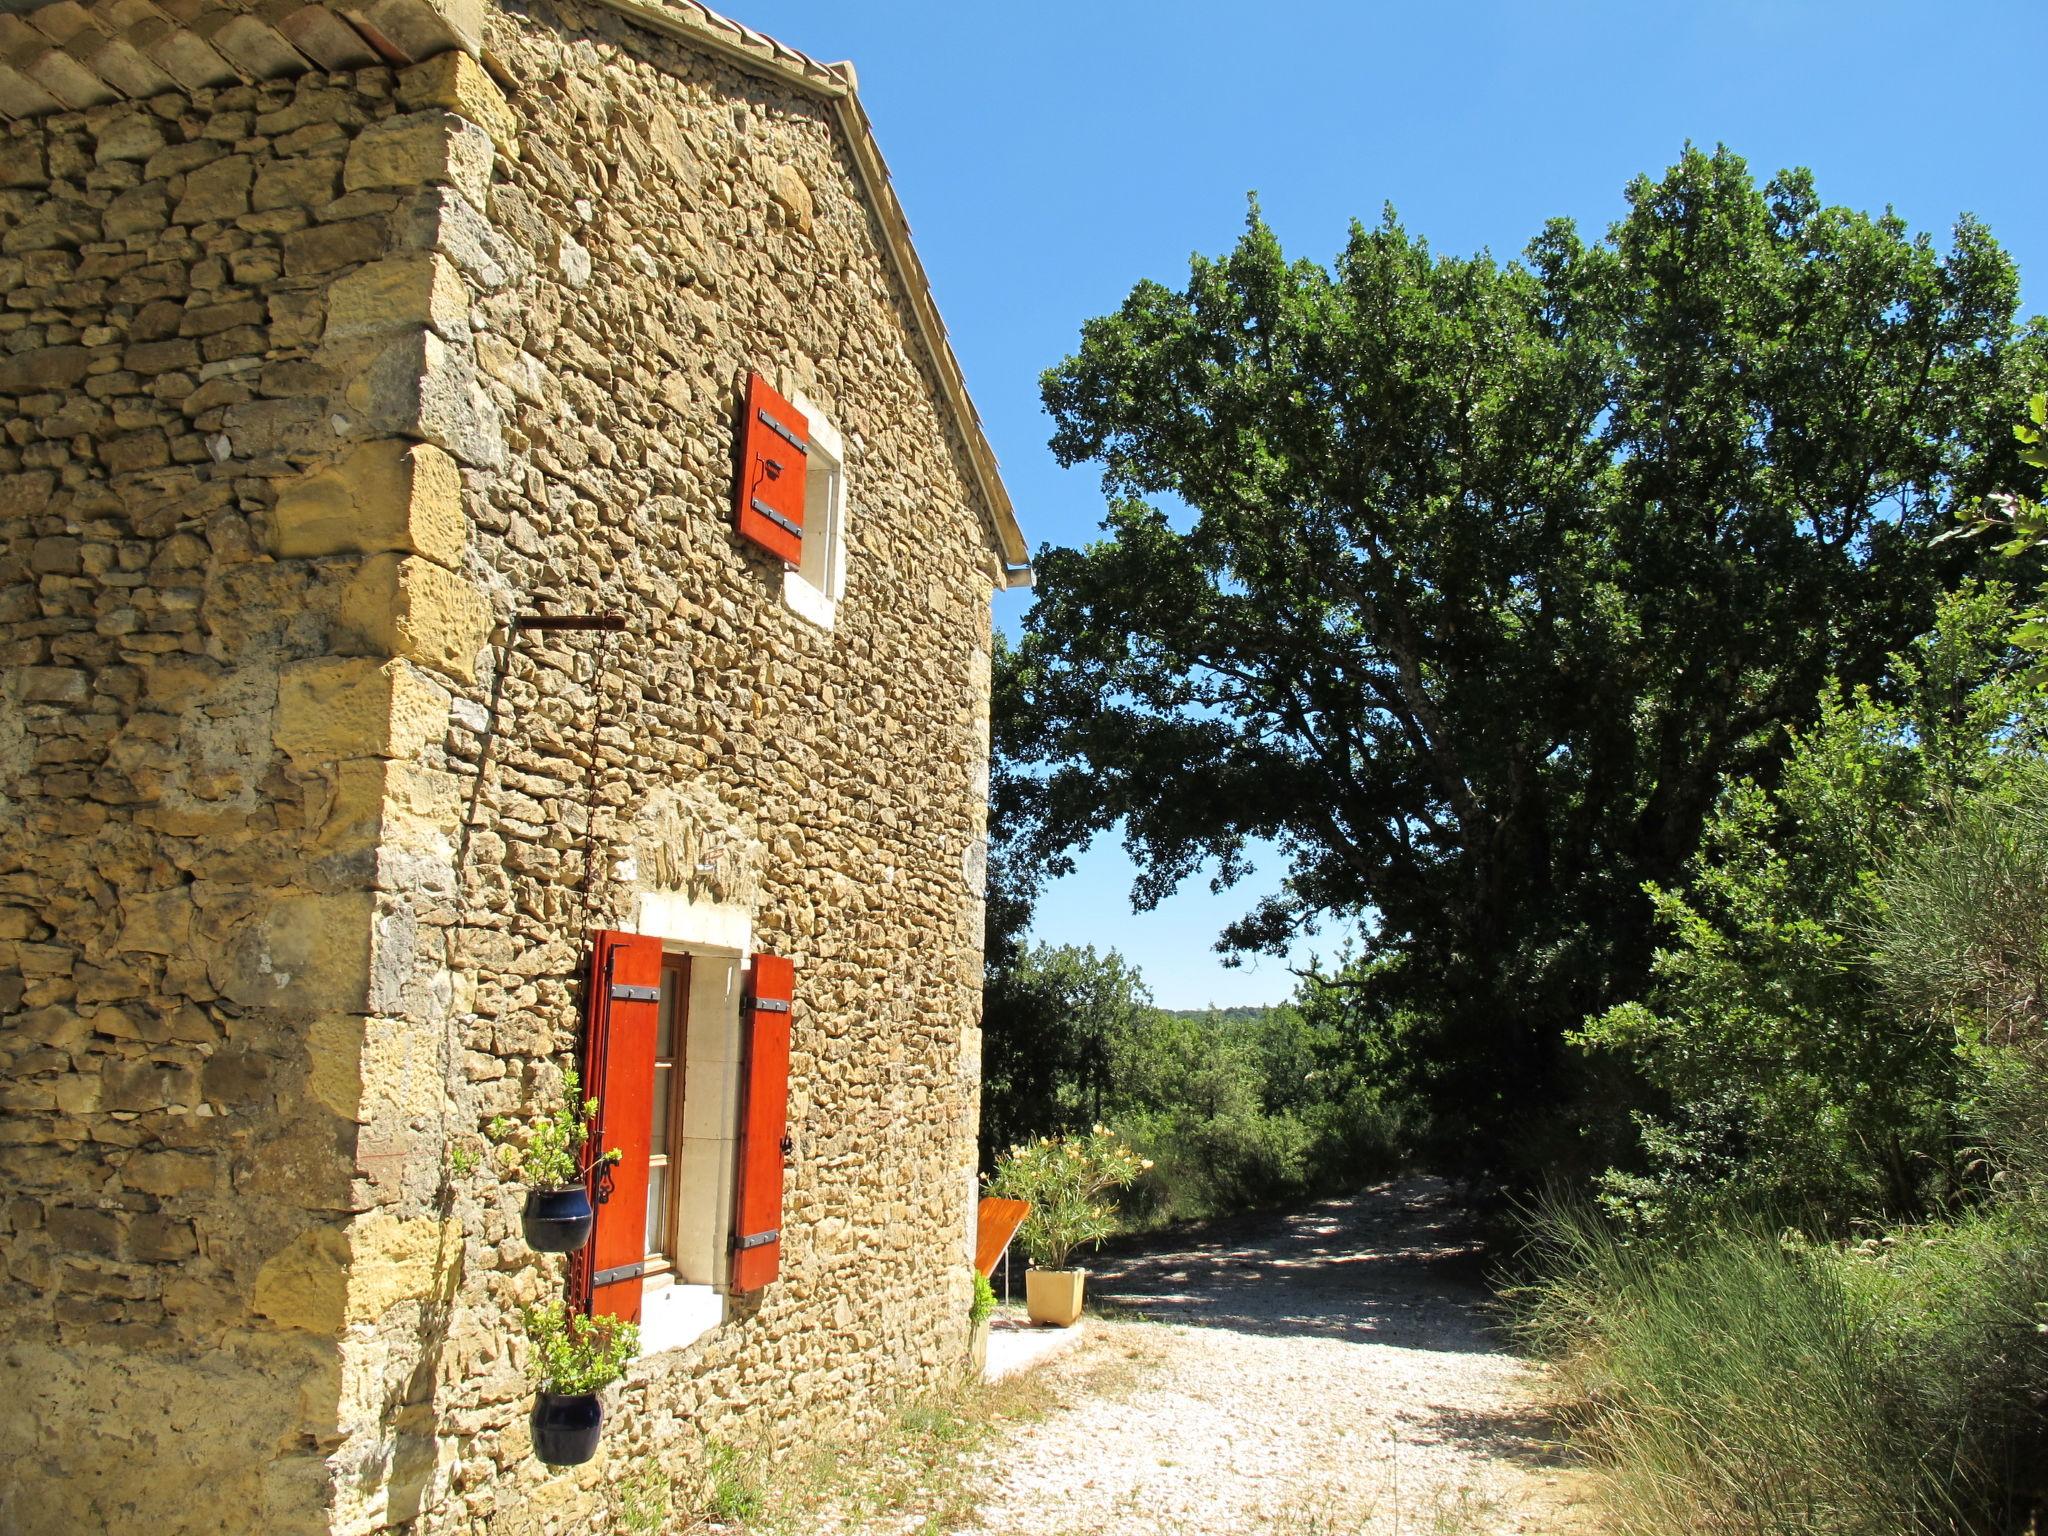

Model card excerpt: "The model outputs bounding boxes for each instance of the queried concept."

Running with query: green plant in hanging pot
[488,1067,621,1254]
[521,1298,639,1467]
[988,1126,1147,1327]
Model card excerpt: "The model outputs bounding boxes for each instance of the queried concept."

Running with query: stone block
[123,1150,213,1197]
[118,887,194,956]
[252,1224,349,1334]
[0,345,93,392]
[103,183,170,239]
[396,50,517,158]
[274,657,451,765]
[304,1014,365,1120]
[340,553,493,682]
[0,471,55,518]
[47,1206,122,1257]
[0,136,45,188]
[343,111,493,207]
[171,153,253,225]
[252,155,342,212]
[346,329,504,469]
[216,891,375,1011]
[323,253,469,343]
[271,439,466,567]
[282,217,386,277]
[93,112,167,166]
[344,1210,459,1323]
[127,1213,197,1262]
[17,667,88,703]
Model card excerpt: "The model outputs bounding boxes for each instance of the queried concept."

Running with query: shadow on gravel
[1082,1176,1506,1354]
[1412,1401,1583,1474]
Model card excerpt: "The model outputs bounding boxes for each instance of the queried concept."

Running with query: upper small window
[783,395,847,629]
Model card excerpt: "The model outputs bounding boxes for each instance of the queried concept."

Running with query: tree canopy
[1007,146,2044,1164]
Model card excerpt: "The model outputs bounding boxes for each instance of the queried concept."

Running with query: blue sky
[741,0,2047,1009]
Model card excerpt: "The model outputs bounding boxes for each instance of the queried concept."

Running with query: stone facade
[0,2,1027,1529]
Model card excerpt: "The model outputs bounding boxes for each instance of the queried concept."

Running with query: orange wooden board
[975,1196,1030,1277]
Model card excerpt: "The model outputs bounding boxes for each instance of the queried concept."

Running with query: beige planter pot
[968,1317,990,1375]
[1024,1268,1085,1327]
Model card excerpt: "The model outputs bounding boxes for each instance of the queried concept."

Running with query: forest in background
[984,145,2048,1532]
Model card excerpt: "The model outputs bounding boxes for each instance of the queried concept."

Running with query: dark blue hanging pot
[521,1185,594,1253]
[530,1390,604,1467]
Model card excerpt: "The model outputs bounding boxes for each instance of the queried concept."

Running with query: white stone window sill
[638,1279,725,1358]
[782,569,838,631]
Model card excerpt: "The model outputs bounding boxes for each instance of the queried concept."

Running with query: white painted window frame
[782,393,848,630]
[630,891,752,1359]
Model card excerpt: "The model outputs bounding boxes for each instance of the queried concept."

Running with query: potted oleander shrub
[488,1067,621,1254]
[522,1298,638,1467]
[989,1126,1147,1327]
[967,1269,996,1375]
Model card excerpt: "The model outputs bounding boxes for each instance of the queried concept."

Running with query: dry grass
[660,1365,1061,1536]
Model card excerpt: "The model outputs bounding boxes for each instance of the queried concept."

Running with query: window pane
[651,1064,672,1148]
[656,966,679,1058]
[645,1164,670,1258]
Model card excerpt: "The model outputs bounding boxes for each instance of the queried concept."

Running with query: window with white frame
[782,396,847,629]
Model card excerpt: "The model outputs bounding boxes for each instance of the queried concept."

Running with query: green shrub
[988,1127,1147,1269]
[1513,1196,2048,1535]
[969,1270,996,1327]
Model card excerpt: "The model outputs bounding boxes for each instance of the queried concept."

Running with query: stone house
[0,0,1031,1527]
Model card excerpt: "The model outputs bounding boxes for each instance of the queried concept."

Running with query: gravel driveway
[964,1176,1601,1536]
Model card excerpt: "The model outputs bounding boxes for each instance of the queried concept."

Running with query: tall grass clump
[1513,1193,2048,1535]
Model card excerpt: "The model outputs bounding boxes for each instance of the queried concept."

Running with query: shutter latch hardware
[733,1229,779,1251]
[610,983,659,1003]
[753,997,791,1015]
[593,1260,652,1287]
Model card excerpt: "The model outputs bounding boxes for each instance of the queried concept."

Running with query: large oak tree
[1007,147,2044,1167]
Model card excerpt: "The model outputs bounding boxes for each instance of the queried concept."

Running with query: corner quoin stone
[323,253,471,344]
[339,553,495,683]
[344,110,494,207]
[274,657,452,765]
[270,440,468,568]
[396,50,519,159]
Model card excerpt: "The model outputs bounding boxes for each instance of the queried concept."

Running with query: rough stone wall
[1,5,999,1532]
[0,56,514,1536]
[415,3,999,1528]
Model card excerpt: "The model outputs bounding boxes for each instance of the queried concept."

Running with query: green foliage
[444,1142,479,1180]
[703,1439,765,1524]
[610,1468,673,1535]
[1110,995,1418,1221]
[518,1298,637,1395]
[1513,1189,2048,1536]
[969,1270,996,1328]
[1010,145,2044,1167]
[978,939,1152,1160]
[987,1127,1147,1271]
[978,947,1418,1222]
[1945,392,2048,563]
[1577,585,2047,1224]
[487,1067,621,1190]
[1871,785,2048,1051]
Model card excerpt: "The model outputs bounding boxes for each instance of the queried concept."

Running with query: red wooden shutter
[731,953,793,1293]
[572,929,663,1323]
[733,372,807,566]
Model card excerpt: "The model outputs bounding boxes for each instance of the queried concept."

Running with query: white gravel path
[963,1177,1600,1536]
